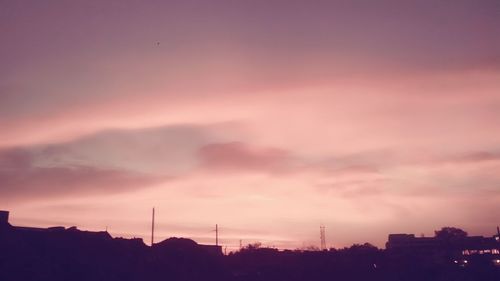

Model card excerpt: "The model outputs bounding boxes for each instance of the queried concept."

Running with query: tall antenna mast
[151,207,155,246]
[320,225,327,250]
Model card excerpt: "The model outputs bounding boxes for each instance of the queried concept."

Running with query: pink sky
[1,0,500,250]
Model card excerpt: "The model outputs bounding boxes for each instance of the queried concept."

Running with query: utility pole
[151,207,155,246]
[215,224,219,246]
[320,225,327,250]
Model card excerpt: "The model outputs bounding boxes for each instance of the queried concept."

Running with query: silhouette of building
[458,235,500,266]
[0,210,9,224]
[386,231,500,266]
[1,210,222,255]
[386,234,441,250]
[0,211,228,281]
[200,244,223,256]
[1,210,499,281]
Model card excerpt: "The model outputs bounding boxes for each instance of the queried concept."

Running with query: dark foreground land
[1,220,499,281]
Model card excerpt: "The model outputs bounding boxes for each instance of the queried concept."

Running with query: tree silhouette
[434,227,468,240]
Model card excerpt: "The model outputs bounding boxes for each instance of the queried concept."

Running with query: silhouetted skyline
[1,210,499,281]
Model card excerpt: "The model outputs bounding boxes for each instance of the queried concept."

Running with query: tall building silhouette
[0,210,9,224]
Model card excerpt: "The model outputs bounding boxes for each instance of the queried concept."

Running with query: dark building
[386,234,441,250]
[0,210,221,255]
[0,210,9,225]
[200,244,224,256]
[0,211,228,281]
[386,231,500,267]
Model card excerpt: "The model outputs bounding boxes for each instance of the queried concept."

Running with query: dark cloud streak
[0,147,167,201]
[197,142,294,173]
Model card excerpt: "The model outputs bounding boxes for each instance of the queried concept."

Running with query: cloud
[197,142,294,174]
[0,123,247,201]
[0,147,167,201]
[34,124,218,174]
[0,147,32,169]
[2,122,245,174]
[442,151,500,165]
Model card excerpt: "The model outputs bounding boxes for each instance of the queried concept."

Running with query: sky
[1,0,500,250]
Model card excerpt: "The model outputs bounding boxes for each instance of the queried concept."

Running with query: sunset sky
[1,0,500,250]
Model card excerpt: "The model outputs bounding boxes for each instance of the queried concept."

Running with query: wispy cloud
[0,147,167,200]
[198,141,295,173]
